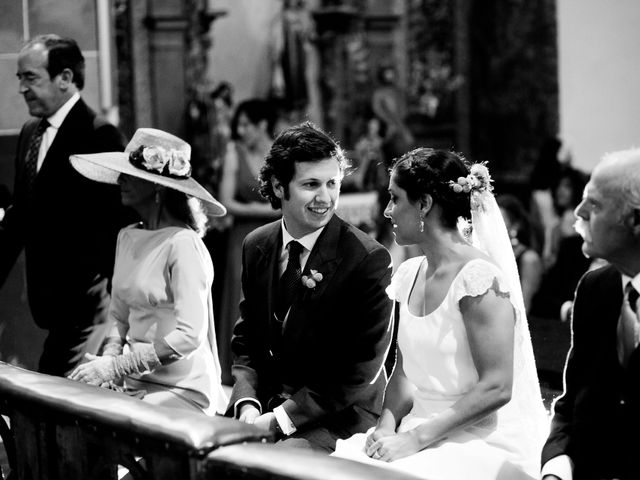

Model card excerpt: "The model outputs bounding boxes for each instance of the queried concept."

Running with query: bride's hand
[366,431,422,462]
[365,426,394,451]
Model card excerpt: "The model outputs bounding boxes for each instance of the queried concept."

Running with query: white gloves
[69,343,161,386]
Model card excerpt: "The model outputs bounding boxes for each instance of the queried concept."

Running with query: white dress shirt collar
[280,221,325,254]
[46,92,80,128]
[37,92,81,171]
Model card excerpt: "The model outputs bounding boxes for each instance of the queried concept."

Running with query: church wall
[558,0,640,171]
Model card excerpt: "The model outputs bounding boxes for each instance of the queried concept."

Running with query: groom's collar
[280,220,326,253]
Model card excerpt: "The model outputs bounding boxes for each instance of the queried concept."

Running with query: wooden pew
[204,443,425,480]
[0,362,425,480]
[0,362,270,479]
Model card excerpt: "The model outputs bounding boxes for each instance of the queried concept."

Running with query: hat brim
[70,152,227,217]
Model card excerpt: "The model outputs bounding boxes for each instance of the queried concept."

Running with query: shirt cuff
[273,405,297,435]
[541,454,573,480]
[234,397,261,419]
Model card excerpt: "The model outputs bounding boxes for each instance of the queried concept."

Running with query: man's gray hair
[601,147,640,212]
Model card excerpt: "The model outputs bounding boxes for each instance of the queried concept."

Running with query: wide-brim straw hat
[70,128,226,216]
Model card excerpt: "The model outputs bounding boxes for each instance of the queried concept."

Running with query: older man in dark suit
[0,35,130,376]
[541,148,640,480]
[226,122,393,452]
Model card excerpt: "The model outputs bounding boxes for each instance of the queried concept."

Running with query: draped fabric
[470,189,549,451]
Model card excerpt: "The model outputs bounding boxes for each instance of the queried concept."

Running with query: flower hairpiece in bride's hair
[448,161,494,195]
[449,162,495,239]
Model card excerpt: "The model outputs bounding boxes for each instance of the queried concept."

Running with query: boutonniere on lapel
[301,269,323,290]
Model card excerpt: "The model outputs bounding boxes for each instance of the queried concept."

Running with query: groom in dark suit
[541,148,640,480]
[0,35,129,376]
[227,122,393,451]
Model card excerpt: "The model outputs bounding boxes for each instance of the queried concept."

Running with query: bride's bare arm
[411,286,515,447]
[369,286,515,462]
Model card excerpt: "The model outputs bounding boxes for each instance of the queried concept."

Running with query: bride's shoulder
[454,257,509,298]
[394,256,425,283]
[387,256,425,301]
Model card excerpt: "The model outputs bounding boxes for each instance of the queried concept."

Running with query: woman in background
[68,128,228,415]
[528,135,573,266]
[532,168,590,319]
[497,194,543,314]
[217,99,281,384]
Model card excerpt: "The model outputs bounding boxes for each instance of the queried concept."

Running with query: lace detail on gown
[452,259,510,301]
[387,257,511,303]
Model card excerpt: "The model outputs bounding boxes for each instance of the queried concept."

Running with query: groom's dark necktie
[24,119,49,198]
[275,240,304,323]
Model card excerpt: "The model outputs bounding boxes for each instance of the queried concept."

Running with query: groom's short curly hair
[259,122,349,209]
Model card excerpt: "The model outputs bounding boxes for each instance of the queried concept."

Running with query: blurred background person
[197,81,235,345]
[370,66,418,268]
[195,81,235,198]
[351,112,386,193]
[545,168,589,269]
[532,167,590,320]
[371,65,414,165]
[210,82,235,165]
[497,194,543,314]
[528,135,574,265]
[217,98,281,384]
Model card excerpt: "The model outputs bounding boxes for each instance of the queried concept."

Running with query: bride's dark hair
[391,148,472,228]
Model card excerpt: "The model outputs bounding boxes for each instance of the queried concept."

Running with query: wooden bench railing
[0,362,423,480]
[0,362,270,479]
[204,442,424,480]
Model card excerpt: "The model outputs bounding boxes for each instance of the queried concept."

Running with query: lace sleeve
[453,259,512,304]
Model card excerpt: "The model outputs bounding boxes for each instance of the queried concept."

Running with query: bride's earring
[418,202,427,233]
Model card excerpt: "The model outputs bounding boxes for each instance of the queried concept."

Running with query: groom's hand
[238,403,261,424]
[253,412,277,433]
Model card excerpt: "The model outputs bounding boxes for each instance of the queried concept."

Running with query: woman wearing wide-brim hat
[68,128,228,415]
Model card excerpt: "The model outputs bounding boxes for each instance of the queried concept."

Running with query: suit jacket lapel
[298,214,342,302]
[15,120,39,199]
[38,99,86,178]
[254,224,282,327]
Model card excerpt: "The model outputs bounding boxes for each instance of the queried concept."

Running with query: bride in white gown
[333,149,548,479]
